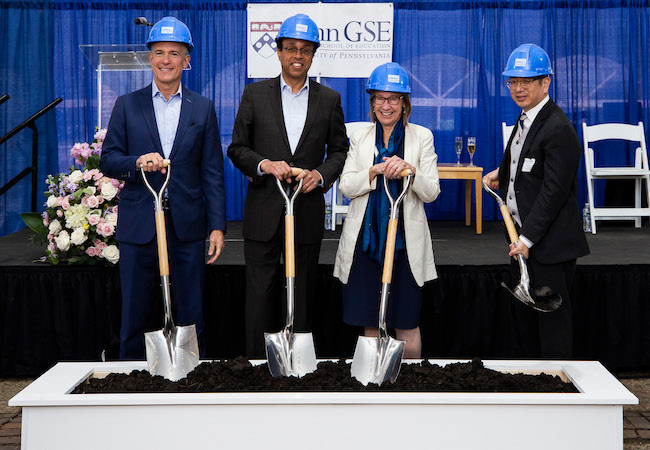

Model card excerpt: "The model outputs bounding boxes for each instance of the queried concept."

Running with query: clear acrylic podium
[80,44,152,129]
[80,44,192,129]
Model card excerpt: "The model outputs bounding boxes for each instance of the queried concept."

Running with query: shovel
[264,168,318,378]
[141,160,200,381]
[351,169,415,386]
[482,180,562,313]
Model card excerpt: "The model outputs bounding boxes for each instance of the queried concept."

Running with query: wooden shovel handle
[285,215,295,278]
[381,218,399,283]
[290,168,303,177]
[500,204,520,244]
[398,168,415,178]
[154,211,169,276]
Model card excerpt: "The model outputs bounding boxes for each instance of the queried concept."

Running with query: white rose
[55,230,71,251]
[105,212,118,226]
[46,195,59,208]
[69,170,84,184]
[70,227,87,246]
[100,182,118,201]
[48,219,62,235]
[103,244,120,264]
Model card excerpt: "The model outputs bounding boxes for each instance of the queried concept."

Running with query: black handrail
[0,97,62,212]
[0,94,9,107]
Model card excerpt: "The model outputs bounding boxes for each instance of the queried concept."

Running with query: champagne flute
[455,136,463,166]
[467,137,476,167]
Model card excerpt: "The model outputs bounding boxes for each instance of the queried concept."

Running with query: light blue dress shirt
[152,81,183,159]
[256,76,324,186]
[280,75,309,154]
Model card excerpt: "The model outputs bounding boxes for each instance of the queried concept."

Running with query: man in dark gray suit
[483,44,589,358]
[227,14,348,357]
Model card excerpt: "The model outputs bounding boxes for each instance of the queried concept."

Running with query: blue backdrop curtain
[1,0,649,236]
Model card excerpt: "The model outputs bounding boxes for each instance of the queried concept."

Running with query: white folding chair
[582,121,650,234]
[328,122,372,230]
[502,122,514,152]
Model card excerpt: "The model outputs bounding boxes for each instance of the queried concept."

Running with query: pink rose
[43,217,49,227]
[85,195,99,208]
[89,214,101,226]
[93,239,102,246]
[96,241,107,250]
[102,223,115,237]
[57,209,63,217]
[112,205,118,215]
[60,197,70,210]
[85,247,97,257]
[97,196,104,204]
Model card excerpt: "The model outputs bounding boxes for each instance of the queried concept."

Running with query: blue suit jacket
[100,84,226,244]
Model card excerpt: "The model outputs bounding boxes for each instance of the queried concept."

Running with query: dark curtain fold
[2,264,649,376]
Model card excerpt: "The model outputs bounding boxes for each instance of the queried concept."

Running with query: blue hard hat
[366,62,411,94]
[502,44,553,78]
[147,17,194,53]
[275,14,320,49]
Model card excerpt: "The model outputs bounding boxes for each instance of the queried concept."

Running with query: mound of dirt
[72,357,577,394]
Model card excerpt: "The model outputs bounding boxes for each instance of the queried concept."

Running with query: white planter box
[10,360,636,450]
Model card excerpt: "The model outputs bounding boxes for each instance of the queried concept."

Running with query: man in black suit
[227,14,348,357]
[483,44,589,358]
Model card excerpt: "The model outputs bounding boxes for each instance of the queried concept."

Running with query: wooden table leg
[465,179,471,226]
[475,174,482,234]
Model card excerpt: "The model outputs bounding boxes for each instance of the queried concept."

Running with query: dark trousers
[244,229,321,358]
[118,212,205,360]
[511,256,576,359]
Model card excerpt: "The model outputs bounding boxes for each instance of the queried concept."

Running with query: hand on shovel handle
[500,204,520,245]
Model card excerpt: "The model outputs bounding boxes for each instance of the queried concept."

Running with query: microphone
[134,17,154,26]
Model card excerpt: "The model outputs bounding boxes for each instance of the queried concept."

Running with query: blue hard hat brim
[502,69,553,77]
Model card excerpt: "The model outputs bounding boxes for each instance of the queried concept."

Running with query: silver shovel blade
[501,282,560,313]
[264,331,317,378]
[144,324,200,382]
[351,336,405,386]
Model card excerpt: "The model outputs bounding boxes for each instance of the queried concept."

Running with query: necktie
[516,113,527,144]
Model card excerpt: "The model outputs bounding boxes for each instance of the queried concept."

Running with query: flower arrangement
[21,129,124,265]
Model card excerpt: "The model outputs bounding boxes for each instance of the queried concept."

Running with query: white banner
[247,3,394,79]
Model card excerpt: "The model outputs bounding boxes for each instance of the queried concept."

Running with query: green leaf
[72,189,84,199]
[20,212,48,235]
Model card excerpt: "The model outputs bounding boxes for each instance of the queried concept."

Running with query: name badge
[522,158,536,172]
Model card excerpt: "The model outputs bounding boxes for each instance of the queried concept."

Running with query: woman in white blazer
[333,63,440,358]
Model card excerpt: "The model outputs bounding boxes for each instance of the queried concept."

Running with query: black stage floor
[2,219,649,267]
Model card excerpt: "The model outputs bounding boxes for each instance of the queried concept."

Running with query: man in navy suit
[228,14,348,357]
[100,17,226,359]
[483,44,589,358]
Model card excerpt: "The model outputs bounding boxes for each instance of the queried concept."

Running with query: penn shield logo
[250,22,282,59]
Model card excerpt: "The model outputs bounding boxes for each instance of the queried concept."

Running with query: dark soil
[72,357,577,394]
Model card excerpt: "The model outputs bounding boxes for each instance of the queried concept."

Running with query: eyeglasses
[505,76,547,89]
[373,95,404,106]
[281,46,314,57]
